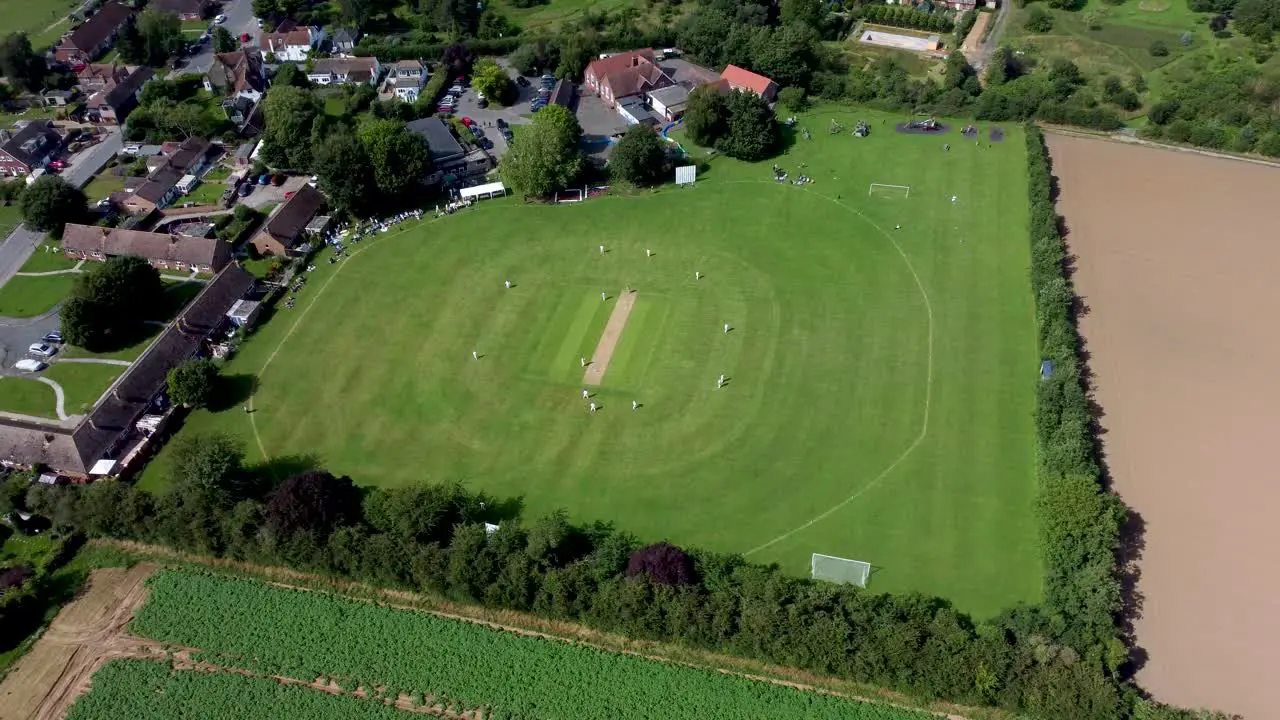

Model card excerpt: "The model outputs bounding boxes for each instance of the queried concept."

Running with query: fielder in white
[723,323,729,334]
[632,400,638,410]
[472,350,478,360]
[505,280,511,289]
[582,389,589,399]
[589,402,597,413]
[598,244,604,254]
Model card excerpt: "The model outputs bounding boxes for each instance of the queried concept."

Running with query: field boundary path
[0,564,162,720]
[582,289,636,386]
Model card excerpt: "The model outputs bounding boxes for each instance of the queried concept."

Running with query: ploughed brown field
[1048,133,1280,719]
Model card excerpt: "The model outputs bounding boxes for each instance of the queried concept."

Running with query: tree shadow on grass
[249,453,323,490]
[208,373,257,412]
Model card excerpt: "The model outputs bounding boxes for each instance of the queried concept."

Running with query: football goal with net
[868,183,910,199]
[811,553,872,588]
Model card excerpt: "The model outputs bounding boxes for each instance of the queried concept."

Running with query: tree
[266,470,363,536]
[168,433,248,508]
[1025,6,1054,32]
[442,43,472,79]
[260,86,321,169]
[61,255,163,349]
[943,51,973,91]
[625,542,698,585]
[683,84,730,147]
[167,358,220,408]
[314,130,374,216]
[609,125,666,186]
[19,175,84,234]
[776,86,807,112]
[472,58,516,105]
[211,26,237,53]
[718,89,780,161]
[120,10,185,66]
[272,63,308,88]
[0,33,47,93]
[477,10,514,40]
[780,0,825,29]
[500,105,582,197]
[357,119,431,199]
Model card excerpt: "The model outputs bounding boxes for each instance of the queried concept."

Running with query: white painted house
[380,59,427,102]
[306,56,381,86]
[259,26,324,63]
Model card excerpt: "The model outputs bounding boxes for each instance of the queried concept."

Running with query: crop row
[127,569,934,720]
[66,659,415,719]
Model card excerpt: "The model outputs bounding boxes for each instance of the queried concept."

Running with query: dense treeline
[860,6,955,32]
[1138,54,1280,155]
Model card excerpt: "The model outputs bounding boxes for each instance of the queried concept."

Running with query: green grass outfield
[147,108,1040,616]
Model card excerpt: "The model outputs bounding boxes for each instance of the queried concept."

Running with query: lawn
[19,245,79,273]
[489,0,641,30]
[0,377,57,419]
[0,274,76,318]
[0,105,58,129]
[42,362,127,415]
[61,325,163,362]
[0,0,78,38]
[181,179,227,206]
[81,174,126,204]
[0,203,23,239]
[144,107,1041,616]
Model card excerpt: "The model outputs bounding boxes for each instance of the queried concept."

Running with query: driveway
[174,0,258,77]
[0,129,121,289]
[237,176,309,210]
[574,92,628,140]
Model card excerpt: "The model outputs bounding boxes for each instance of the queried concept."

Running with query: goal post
[868,183,910,199]
[811,553,872,588]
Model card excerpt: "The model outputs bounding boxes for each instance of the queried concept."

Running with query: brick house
[584,50,674,108]
[121,137,214,214]
[250,184,325,256]
[62,223,231,273]
[55,1,135,65]
[0,121,62,177]
[204,51,268,102]
[85,65,153,125]
[717,64,779,103]
[77,63,130,93]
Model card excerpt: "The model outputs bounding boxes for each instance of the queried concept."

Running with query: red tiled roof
[587,49,656,80]
[260,28,313,48]
[602,63,670,100]
[720,64,775,96]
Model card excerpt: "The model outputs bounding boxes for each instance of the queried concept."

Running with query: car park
[238,183,254,197]
[258,173,271,185]
[28,343,56,358]
[515,75,530,87]
[123,145,141,154]
[448,85,464,95]
[43,332,63,344]
[240,32,251,43]
[271,174,286,186]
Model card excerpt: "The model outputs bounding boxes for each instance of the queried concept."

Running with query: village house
[204,51,268,102]
[331,27,359,53]
[250,184,325,256]
[379,59,426,101]
[77,63,129,93]
[259,25,324,62]
[0,265,255,478]
[55,1,135,65]
[584,50,674,108]
[307,56,381,86]
[62,223,231,273]
[0,121,62,178]
[717,64,779,103]
[121,137,215,214]
[85,65,153,125]
[150,0,211,21]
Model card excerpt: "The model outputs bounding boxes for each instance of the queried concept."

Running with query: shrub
[1149,39,1169,56]
[1025,6,1055,32]
[625,542,698,585]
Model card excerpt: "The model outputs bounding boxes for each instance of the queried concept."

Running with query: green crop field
[148,107,1040,615]
[73,568,934,719]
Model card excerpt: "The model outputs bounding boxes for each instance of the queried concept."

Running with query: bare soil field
[0,564,162,720]
[1047,133,1280,719]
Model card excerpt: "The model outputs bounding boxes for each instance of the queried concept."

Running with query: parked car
[240,32,251,43]
[122,144,141,154]
[496,118,509,129]
[471,126,485,138]
[48,159,66,170]
[42,332,63,344]
[515,75,530,87]
[271,174,286,186]
[28,343,56,358]
[460,116,473,127]
[448,85,463,95]
[477,138,494,151]
[258,173,271,185]
[237,183,254,197]
[477,97,488,109]
[215,13,226,23]
[14,359,46,373]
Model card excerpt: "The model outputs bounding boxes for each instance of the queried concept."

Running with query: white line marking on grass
[740,183,935,558]
[246,220,440,465]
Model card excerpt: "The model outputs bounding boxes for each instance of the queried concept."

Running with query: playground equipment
[907,117,942,131]
[802,127,812,141]
[853,120,870,137]
[829,118,845,134]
